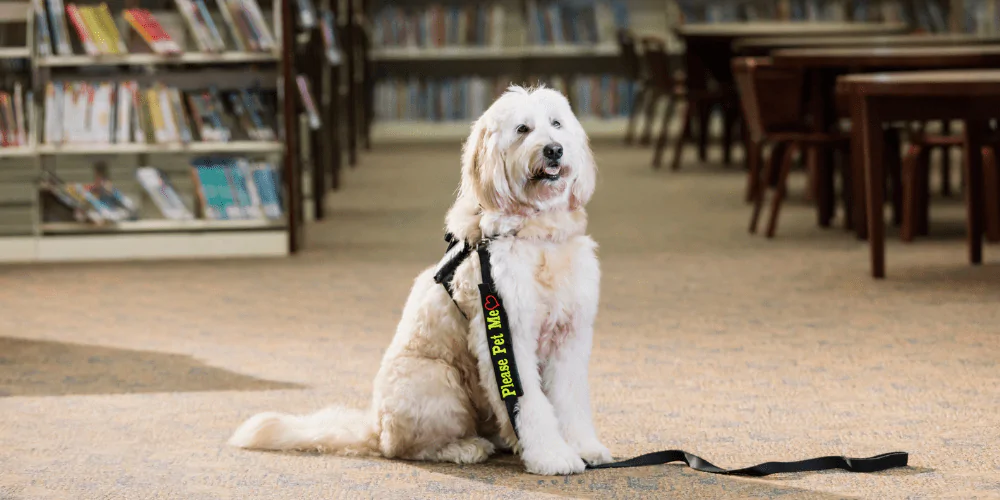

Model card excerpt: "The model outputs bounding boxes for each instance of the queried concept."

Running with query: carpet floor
[1,142,999,499]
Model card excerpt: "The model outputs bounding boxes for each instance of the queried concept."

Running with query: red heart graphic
[484,295,500,311]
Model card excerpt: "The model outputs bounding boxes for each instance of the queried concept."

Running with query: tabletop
[772,44,1000,67]
[675,21,908,39]
[841,69,1000,96]
[734,33,1000,53]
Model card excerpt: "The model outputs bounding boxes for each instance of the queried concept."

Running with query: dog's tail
[228,406,379,456]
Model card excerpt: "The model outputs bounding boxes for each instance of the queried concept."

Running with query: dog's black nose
[543,143,563,161]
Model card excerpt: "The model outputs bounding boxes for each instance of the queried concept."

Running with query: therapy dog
[229,85,609,475]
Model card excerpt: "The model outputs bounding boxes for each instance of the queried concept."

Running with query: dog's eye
[552,120,561,129]
[516,125,530,134]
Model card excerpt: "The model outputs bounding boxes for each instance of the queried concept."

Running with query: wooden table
[674,22,907,165]
[842,69,1000,278]
[735,33,1000,56]
[772,46,1000,236]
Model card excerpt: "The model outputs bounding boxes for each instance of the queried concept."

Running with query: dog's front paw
[572,440,612,466]
[522,441,586,475]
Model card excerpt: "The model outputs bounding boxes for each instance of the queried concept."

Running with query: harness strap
[436,236,910,476]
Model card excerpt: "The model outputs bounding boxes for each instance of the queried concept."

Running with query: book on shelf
[0,83,30,148]
[64,2,128,55]
[43,0,74,56]
[319,8,341,64]
[372,3,505,49]
[33,0,53,57]
[190,157,282,220]
[295,75,321,130]
[40,169,139,224]
[524,0,627,46]
[124,8,182,55]
[43,81,276,146]
[136,166,194,220]
[175,0,226,52]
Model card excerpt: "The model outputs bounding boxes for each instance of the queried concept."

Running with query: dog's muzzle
[536,143,564,181]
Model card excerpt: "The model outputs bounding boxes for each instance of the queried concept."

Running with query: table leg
[963,119,988,265]
[861,96,886,278]
[850,93,868,239]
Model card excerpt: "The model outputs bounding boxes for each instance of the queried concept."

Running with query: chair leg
[745,139,763,203]
[941,120,953,197]
[721,104,735,166]
[983,145,1000,243]
[918,145,932,236]
[883,128,903,227]
[766,142,797,238]
[638,90,660,146]
[750,141,785,234]
[669,101,693,171]
[840,143,854,231]
[696,101,710,162]
[652,96,678,169]
[624,84,646,145]
[901,144,921,242]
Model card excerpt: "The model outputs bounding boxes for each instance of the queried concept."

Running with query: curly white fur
[229,86,610,475]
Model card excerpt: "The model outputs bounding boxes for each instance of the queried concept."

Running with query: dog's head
[458,85,596,215]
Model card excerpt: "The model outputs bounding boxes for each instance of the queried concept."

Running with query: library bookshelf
[0,0,345,264]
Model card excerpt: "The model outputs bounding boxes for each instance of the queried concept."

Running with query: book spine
[66,4,99,55]
[146,88,167,143]
[174,0,211,51]
[251,162,282,219]
[215,0,247,51]
[97,3,128,54]
[222,162,253,218]
[235,158,264,218]
[170,88,193,143]
[34,0,53,56]
[207,162,241,219]
[241,0,275,50]
[193,0,227,51]
[116,82,131,144]
[136,167,193,220]
[13,84,26,147]
[192,163,222,219]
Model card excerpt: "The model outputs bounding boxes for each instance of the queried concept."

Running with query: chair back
[617,29,641,80]
[732,57,805,143]
[639,36,675,90]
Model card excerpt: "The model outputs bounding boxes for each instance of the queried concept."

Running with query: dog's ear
[570,138,597,210]
[462,116,511,212]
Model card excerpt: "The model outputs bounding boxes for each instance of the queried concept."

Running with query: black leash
[438,234,909,476]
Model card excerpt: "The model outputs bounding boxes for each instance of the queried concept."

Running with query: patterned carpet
[1,141,999,499]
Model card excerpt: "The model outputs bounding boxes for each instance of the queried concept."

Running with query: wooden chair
[904,131,1000,243]
[618,30,648,145]
[733,57,849,238]
[639,36,686,168]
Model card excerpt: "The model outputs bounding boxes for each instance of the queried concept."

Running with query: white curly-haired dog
[229,85,610,475]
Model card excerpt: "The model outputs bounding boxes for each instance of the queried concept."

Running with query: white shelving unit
[36,141,283,155]
[37,51,280,67]
[0,1,296,264]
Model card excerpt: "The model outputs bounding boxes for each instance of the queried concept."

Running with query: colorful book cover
[225,160,262,219]
[124,9,182,54]
[193,0,226,51]
[65,4,98,55]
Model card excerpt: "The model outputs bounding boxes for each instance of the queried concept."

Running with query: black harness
[433,233,908,476]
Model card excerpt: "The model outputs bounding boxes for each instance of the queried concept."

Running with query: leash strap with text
[468,238,908,476]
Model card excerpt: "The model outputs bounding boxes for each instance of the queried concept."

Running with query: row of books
[33,0,275,56]
[525,0,629,46]
[43,81,276,146]
[175,0,275,53]
[0,84,31,148]
[677,0,951,33]
[375,76,511,122]
[372,4,506,49]
[374,74,634,122]
[40,159,283,224]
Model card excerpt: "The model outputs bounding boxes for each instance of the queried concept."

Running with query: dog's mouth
[532,161,563,182]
